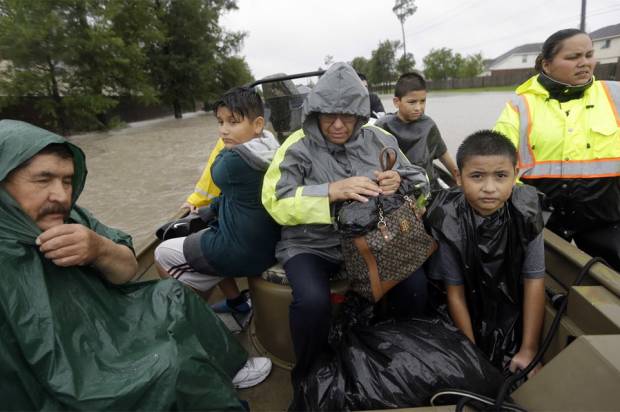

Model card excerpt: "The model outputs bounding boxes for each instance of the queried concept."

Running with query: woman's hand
[374,170,401,195]
[328,176,381,203]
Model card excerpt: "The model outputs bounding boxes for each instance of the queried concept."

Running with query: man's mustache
[38,203,70,219]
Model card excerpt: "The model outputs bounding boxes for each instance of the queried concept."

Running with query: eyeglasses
[319,113,358,125]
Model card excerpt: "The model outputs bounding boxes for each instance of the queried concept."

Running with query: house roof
[490,22,620,67]
[590,23,620,40]
[489,43,542,67]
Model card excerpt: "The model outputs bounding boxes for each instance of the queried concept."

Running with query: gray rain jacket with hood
[262,62,429,264]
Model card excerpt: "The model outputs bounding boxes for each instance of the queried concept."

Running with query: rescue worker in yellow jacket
[495,28,620,272]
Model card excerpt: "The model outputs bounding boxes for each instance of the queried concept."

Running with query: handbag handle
[380,147,397,171]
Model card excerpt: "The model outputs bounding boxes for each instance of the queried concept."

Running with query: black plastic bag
[336,194,405,237]
[291,293,503,411]
[156,207,216,240]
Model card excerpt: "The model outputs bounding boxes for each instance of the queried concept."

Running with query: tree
[350,56,370,77]
[0,0,161,133]
[392,0,417,59]
[458,52,485,78]
[211,55,253,101]
[396,52,415,74]
[148,0,242,119]
[368,40,399,85]
[65,0,161,128]
[423,48,485,80]
[422,47,460,80]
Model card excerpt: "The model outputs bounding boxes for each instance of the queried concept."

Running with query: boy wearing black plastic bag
[425,130,545,376]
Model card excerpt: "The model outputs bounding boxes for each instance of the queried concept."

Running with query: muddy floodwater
[379,91,512,156]
[73,91,512,249]
[73,113,220,249]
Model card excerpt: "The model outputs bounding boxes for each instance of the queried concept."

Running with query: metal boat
[135,72,620,411]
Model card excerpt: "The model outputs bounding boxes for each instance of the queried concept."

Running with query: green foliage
[208,55,253,102]
[396,52,415,74]
[351,39,416,85]
[423,48,484,80]
[148,0,244,118]
[458,53,485,78]
[368,40,400,85]
[392,0,417,24]
[350,56,370,77]
[0,0,253,131]
[423,48,458,80]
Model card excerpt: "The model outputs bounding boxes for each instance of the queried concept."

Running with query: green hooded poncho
[0,120,247,411]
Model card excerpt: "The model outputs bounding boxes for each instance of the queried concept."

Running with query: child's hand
[374,170,401,195]
[414,206,426,220]
[181,202,198,214]
[509,348,541,378]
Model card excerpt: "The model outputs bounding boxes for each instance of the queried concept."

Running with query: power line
[409,0,485,36]
[455,4,620,55]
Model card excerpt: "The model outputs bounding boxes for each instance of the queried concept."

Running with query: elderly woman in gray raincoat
[262,62,430,381]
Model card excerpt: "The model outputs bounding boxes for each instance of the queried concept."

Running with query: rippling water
[72,112,220,249]
[73,91,513,250]
[380,90,513,156]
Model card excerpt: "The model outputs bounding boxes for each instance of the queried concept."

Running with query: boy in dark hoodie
[155,87,280,323]
[425,130,545,376]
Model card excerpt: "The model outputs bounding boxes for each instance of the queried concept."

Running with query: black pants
[547,215,620,272]
[284,253,428,380]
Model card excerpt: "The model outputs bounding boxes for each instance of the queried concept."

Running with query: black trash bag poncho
[424,185,543,367]
[291,293,503,411]
[0,120,247,411]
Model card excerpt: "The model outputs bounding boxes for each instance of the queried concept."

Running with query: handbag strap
[380,147,397,171]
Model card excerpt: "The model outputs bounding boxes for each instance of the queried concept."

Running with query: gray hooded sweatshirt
[262,62,429,264]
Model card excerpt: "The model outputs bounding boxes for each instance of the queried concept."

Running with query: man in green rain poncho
[0,120,271,411]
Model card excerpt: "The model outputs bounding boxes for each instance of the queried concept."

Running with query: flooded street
[72,113,220,249]
[73,91,512,249]
[380,90,513,156]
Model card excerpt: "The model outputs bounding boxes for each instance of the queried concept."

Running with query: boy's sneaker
[232,357,272,389]
[211,290,252,314]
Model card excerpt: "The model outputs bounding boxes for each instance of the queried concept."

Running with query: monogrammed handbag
[338,147,437,302]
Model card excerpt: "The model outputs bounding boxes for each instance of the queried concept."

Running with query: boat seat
[248,263,349,369]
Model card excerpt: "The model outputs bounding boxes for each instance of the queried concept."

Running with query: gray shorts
[154,237,223,292]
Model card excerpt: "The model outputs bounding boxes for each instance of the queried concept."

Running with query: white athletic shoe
[232,357,272,389]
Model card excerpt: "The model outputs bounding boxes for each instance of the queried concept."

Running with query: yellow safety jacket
[495,75,620,179]
[185,138,224,207]
[495,75,620,226]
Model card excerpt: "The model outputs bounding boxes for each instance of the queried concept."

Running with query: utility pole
[392,0,417,59]
[580,0,587,31]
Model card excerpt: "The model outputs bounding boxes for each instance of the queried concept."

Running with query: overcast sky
[220,0,620,80]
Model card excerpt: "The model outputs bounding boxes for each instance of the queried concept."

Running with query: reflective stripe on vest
[511,81,620,179]
[602,80,620,126]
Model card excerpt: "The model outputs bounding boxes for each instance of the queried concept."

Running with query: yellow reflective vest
[495,75,620,179]
[185,138,224,207]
